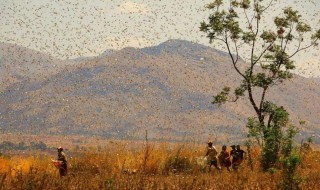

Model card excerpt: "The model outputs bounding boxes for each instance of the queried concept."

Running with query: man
[230,145,238,170]
[230,145,237,161]
[232,145,246,171]
[205,141,221,172]
[218,145,231,171]
[236,145,246,161]
[57,147,67,177]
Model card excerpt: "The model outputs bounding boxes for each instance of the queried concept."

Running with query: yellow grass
[0,143,319,190]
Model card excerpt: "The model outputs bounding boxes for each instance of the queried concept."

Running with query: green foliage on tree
[279,125,302,190]
[200,0,320,171]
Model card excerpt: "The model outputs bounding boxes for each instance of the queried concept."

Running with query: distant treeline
[0,141,47,151]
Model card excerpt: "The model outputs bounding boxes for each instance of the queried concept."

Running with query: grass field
[0,141,319,190]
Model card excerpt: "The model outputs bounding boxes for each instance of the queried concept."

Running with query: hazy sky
[1,0,319,76]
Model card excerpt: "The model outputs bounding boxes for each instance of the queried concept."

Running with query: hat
[57,146,63,151]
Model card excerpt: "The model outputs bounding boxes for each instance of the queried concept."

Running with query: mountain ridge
[0,40,319,143]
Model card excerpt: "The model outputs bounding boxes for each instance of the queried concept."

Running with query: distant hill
[0,40,319,143]
[0,43,74,91]
[311,78,320,83]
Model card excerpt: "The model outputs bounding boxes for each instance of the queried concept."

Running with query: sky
[0,0,319,77]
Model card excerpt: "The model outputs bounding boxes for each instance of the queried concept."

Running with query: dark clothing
[231,149,245,162]
[232,149,245,170]
[58,152,67,163]
[57,152,67,176]
[219,150,231,168]
[236,150,245,160]
[208,159,220,171]
[59,163,67,176]
[210,159,218,166]
[230,149,237,162]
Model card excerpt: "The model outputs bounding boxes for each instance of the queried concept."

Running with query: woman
[57,147,68,177]
[218,145,231,171]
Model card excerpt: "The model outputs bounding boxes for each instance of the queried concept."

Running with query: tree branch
[233,39,240,64]
[262,0,274,12]
[250,13,260,72]
[225,34,246,79]
[267,112,274,128]
[247,84,261,119]
[259,87,268,117]
[226,96,239,103]
[213,37,226,43]
[289,39,318,59]
[247,7,262,122]
[253,42,275,65]
[283,22,294,52]
[244,9,254,33]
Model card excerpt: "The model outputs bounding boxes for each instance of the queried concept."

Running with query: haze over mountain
[0,40,319,143]
[0,43,74,91]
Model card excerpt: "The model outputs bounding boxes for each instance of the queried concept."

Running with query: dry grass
[0,142,319,190]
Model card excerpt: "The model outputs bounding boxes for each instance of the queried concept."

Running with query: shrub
[164,156,192,174]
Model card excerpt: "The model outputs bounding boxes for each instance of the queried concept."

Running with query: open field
[0,141,320,190]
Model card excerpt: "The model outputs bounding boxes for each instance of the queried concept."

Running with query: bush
[164,156,192,174]
[279,126,302,190]
[30,141,47,151]
[0,141,48,151]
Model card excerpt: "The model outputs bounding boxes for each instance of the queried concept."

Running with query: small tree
[279,125,302,190]
[200,0,320,170]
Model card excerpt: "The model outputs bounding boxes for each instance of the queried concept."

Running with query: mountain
[0,40,319,143]
[0,43,74,91]
[311,78,320,83]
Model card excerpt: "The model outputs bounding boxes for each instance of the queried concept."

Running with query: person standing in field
[230,145,237,160]
[218,145,231,171]
[230,145,236,156]
[230,145,238,170]
[236,145,246,161]
[232,145,246,171]
[57,147,68,177]
[205,141,221,172]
